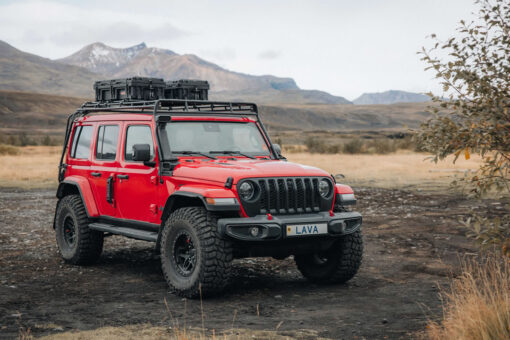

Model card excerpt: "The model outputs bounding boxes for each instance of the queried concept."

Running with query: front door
[115,123,160,224]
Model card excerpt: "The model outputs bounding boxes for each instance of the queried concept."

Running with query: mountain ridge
[0,40,99,98]
[56,41,351,104]
[353,90,430,105]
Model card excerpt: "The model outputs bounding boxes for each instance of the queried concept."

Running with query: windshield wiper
[173,151,217,160]
[210,151,256,159]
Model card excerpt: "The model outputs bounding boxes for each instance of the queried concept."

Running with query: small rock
[382,318,388,324]
[274,295,282,299]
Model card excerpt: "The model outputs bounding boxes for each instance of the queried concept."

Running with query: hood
[172,159,329,184]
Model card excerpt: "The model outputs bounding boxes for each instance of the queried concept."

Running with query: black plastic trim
[335,193,357,206]
[218,211,362,242]
[95,216,160,232]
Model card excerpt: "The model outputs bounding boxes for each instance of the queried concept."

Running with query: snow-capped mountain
[57,42,174,75]
[57,42,351,104]
[0,40,351,104]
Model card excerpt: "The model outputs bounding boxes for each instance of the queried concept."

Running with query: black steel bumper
[217,211,362,242]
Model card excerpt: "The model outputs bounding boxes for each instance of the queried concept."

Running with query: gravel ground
[0,187,507,339]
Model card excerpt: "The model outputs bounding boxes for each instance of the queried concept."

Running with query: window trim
[123,124,155,163]
[95,124,120,161]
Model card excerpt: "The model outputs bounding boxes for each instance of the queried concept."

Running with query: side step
[88,223,158,242]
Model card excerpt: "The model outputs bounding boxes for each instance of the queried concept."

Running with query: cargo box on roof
[165,79,209,100]
[94,77,165,102]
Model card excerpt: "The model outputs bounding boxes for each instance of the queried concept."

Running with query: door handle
[91,172,101,177]
[117,174,129,180]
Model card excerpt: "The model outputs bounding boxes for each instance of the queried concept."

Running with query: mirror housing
[273,143,282,157]
[132,144,152,163]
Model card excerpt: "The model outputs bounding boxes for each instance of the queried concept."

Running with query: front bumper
[217,211,362,242]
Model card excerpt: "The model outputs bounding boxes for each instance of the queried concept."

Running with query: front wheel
[295,230,363,283]
[160,207,233,298]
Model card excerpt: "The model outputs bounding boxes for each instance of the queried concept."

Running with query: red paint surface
[64,115,356,222]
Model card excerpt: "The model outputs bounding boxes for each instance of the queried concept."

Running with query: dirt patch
[0,188,507,339]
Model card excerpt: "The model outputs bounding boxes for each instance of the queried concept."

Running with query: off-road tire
[55,195,104,265]
[160,207,233,298]
[295,230,363,284]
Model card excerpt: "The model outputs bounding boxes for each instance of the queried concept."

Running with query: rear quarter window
[70,125,93,159]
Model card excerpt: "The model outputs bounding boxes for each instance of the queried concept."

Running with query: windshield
[165,121,271,156]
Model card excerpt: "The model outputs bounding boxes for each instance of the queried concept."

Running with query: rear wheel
[295,230,363,283]
[160,207,232,298]
[55,195,104,265]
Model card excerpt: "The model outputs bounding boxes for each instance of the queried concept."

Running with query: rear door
[88,124,121,217]
[115,123,160,224]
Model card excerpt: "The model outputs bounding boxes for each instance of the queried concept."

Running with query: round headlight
[239,181,255,200]
[318,179,331,197]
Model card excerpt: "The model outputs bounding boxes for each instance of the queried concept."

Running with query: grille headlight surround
[318,179,332,198]
[238,181,255,201]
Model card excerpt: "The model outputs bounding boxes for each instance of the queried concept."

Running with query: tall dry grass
[426,257,510,340]
[287,151,482,190]
[0,145,60,188]
[0,146,483,190]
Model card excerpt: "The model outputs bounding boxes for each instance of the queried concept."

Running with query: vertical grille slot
[268,179,277,214]
[304,178,313,213]
[296,178,305,213]
[277,179,287,214]
[312,178,320,212]
[259,179,267,214]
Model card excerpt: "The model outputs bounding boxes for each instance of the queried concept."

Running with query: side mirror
[132,144,151,162]
[273,143,282,157]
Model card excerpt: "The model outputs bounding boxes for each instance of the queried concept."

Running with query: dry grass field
[0,146,60,188]
[287,151,482,191]
[0,146,482,191]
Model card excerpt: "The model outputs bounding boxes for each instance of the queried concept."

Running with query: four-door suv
[54,98,363,298]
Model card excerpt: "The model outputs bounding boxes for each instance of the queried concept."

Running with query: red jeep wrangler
[54,97,362,298]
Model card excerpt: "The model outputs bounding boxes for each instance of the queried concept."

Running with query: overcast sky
[0,0,476,100]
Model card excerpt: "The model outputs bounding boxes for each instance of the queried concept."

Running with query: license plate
[286,223,328,237]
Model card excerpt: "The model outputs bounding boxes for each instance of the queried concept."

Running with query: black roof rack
[78,99,258,116]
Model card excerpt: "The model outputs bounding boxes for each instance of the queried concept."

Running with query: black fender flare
[156,191,240,251]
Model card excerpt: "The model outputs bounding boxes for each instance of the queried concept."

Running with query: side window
[96,125,119,160]
[124,125,154,161]
[71,125,93,159]
[70,126,82,157]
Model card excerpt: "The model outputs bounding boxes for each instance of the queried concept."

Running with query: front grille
[248,177,328,215]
